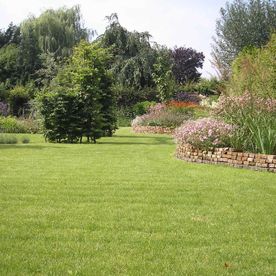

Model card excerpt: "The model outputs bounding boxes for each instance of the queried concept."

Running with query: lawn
[0,128,275,275]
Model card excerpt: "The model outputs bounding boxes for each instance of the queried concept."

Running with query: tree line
[0,1,275,142]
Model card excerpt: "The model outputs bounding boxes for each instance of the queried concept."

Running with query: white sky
[0,0,228,78]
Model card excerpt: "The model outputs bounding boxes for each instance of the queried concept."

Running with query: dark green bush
[132,101,156,116]
[40,41,117,143]
[8,85,31,116]
[0,83,9,101]
[180,78,222,95]
[21,136,30,144]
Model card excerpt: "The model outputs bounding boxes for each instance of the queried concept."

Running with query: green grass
[0,128,275,275]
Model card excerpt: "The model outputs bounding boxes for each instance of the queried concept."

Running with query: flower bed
[131,101,206,135]
[176,143,276,173]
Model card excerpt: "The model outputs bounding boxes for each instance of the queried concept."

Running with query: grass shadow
[0,144,65,150]
[99,136,173,145]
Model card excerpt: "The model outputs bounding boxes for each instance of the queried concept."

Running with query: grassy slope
[0,128,275,275]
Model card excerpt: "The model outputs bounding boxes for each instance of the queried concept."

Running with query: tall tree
[32,6,91,58]
[40,41,117,143]
[171,47,204,84]
[212,0,276,79]
[18,20,41,83]
[100,14,157,90]
[0,44,20,85]
[152,45,175,101]
[0,22,21,48]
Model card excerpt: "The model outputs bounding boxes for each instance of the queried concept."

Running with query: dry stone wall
[176,144,276,173]
[132,126,174,135]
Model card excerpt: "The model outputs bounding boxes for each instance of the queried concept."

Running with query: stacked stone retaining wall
[176,144,276,173]
[132,126,174,135]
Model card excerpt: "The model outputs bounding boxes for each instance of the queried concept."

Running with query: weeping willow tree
[100,13,157,90]
[15,5,92,84]
[21,5,91,58]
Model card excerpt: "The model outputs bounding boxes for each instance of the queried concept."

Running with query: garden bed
[176,143,276,173]
[132,125,174,135]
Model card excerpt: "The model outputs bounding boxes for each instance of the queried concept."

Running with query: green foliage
[180,78,222,95]
[227,34,276,98]
[231,115,276,155]
[212,0,276,78]
[0,6,90,86]
[0,83,9,101]
[132,101,156,116]
[31,6,90,58]
[101,14,157,90]
[0,22,21,48]
[35,53,61,87]
[8,85,31,116]
[40,41,117,143]
[0,134,18,144]
[112,84,157,107]
[152,46,175,101]
[215,94,276,154]
[0,44,20,85]
[18,21,42,83]
[0,116,40,133]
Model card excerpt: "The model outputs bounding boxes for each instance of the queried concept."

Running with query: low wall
[132,126,174,135]
[176,144,276,173]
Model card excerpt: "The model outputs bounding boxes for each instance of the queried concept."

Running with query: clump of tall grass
[214,92,276,154]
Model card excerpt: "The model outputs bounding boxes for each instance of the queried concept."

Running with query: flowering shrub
[132,109,191,129]
[214,92,276,154]
[132,102,198,129]
[174,118,235,150]
[173,92,201,103]
[215,92,276,116]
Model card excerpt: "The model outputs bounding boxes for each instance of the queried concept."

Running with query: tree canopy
[171,47,204,84]
[212,0,276,79]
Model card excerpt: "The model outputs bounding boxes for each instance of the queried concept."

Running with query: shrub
[0,116,40,133]
[227,34,276,99]
[0,134,18,144]
[179,78,222,95]
[8,85,31,116]
[40,42,117,143]
[21,136,30,144]
[174,118,235,150]
[0,83,8,101]
[214,93,276,154]
[113,85,158,108]
[132,101,156,116]
[132,102,202,129]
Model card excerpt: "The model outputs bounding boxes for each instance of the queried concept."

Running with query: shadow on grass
[99,136,173,145]
[114,135,171,139]
[0,144,65,150]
